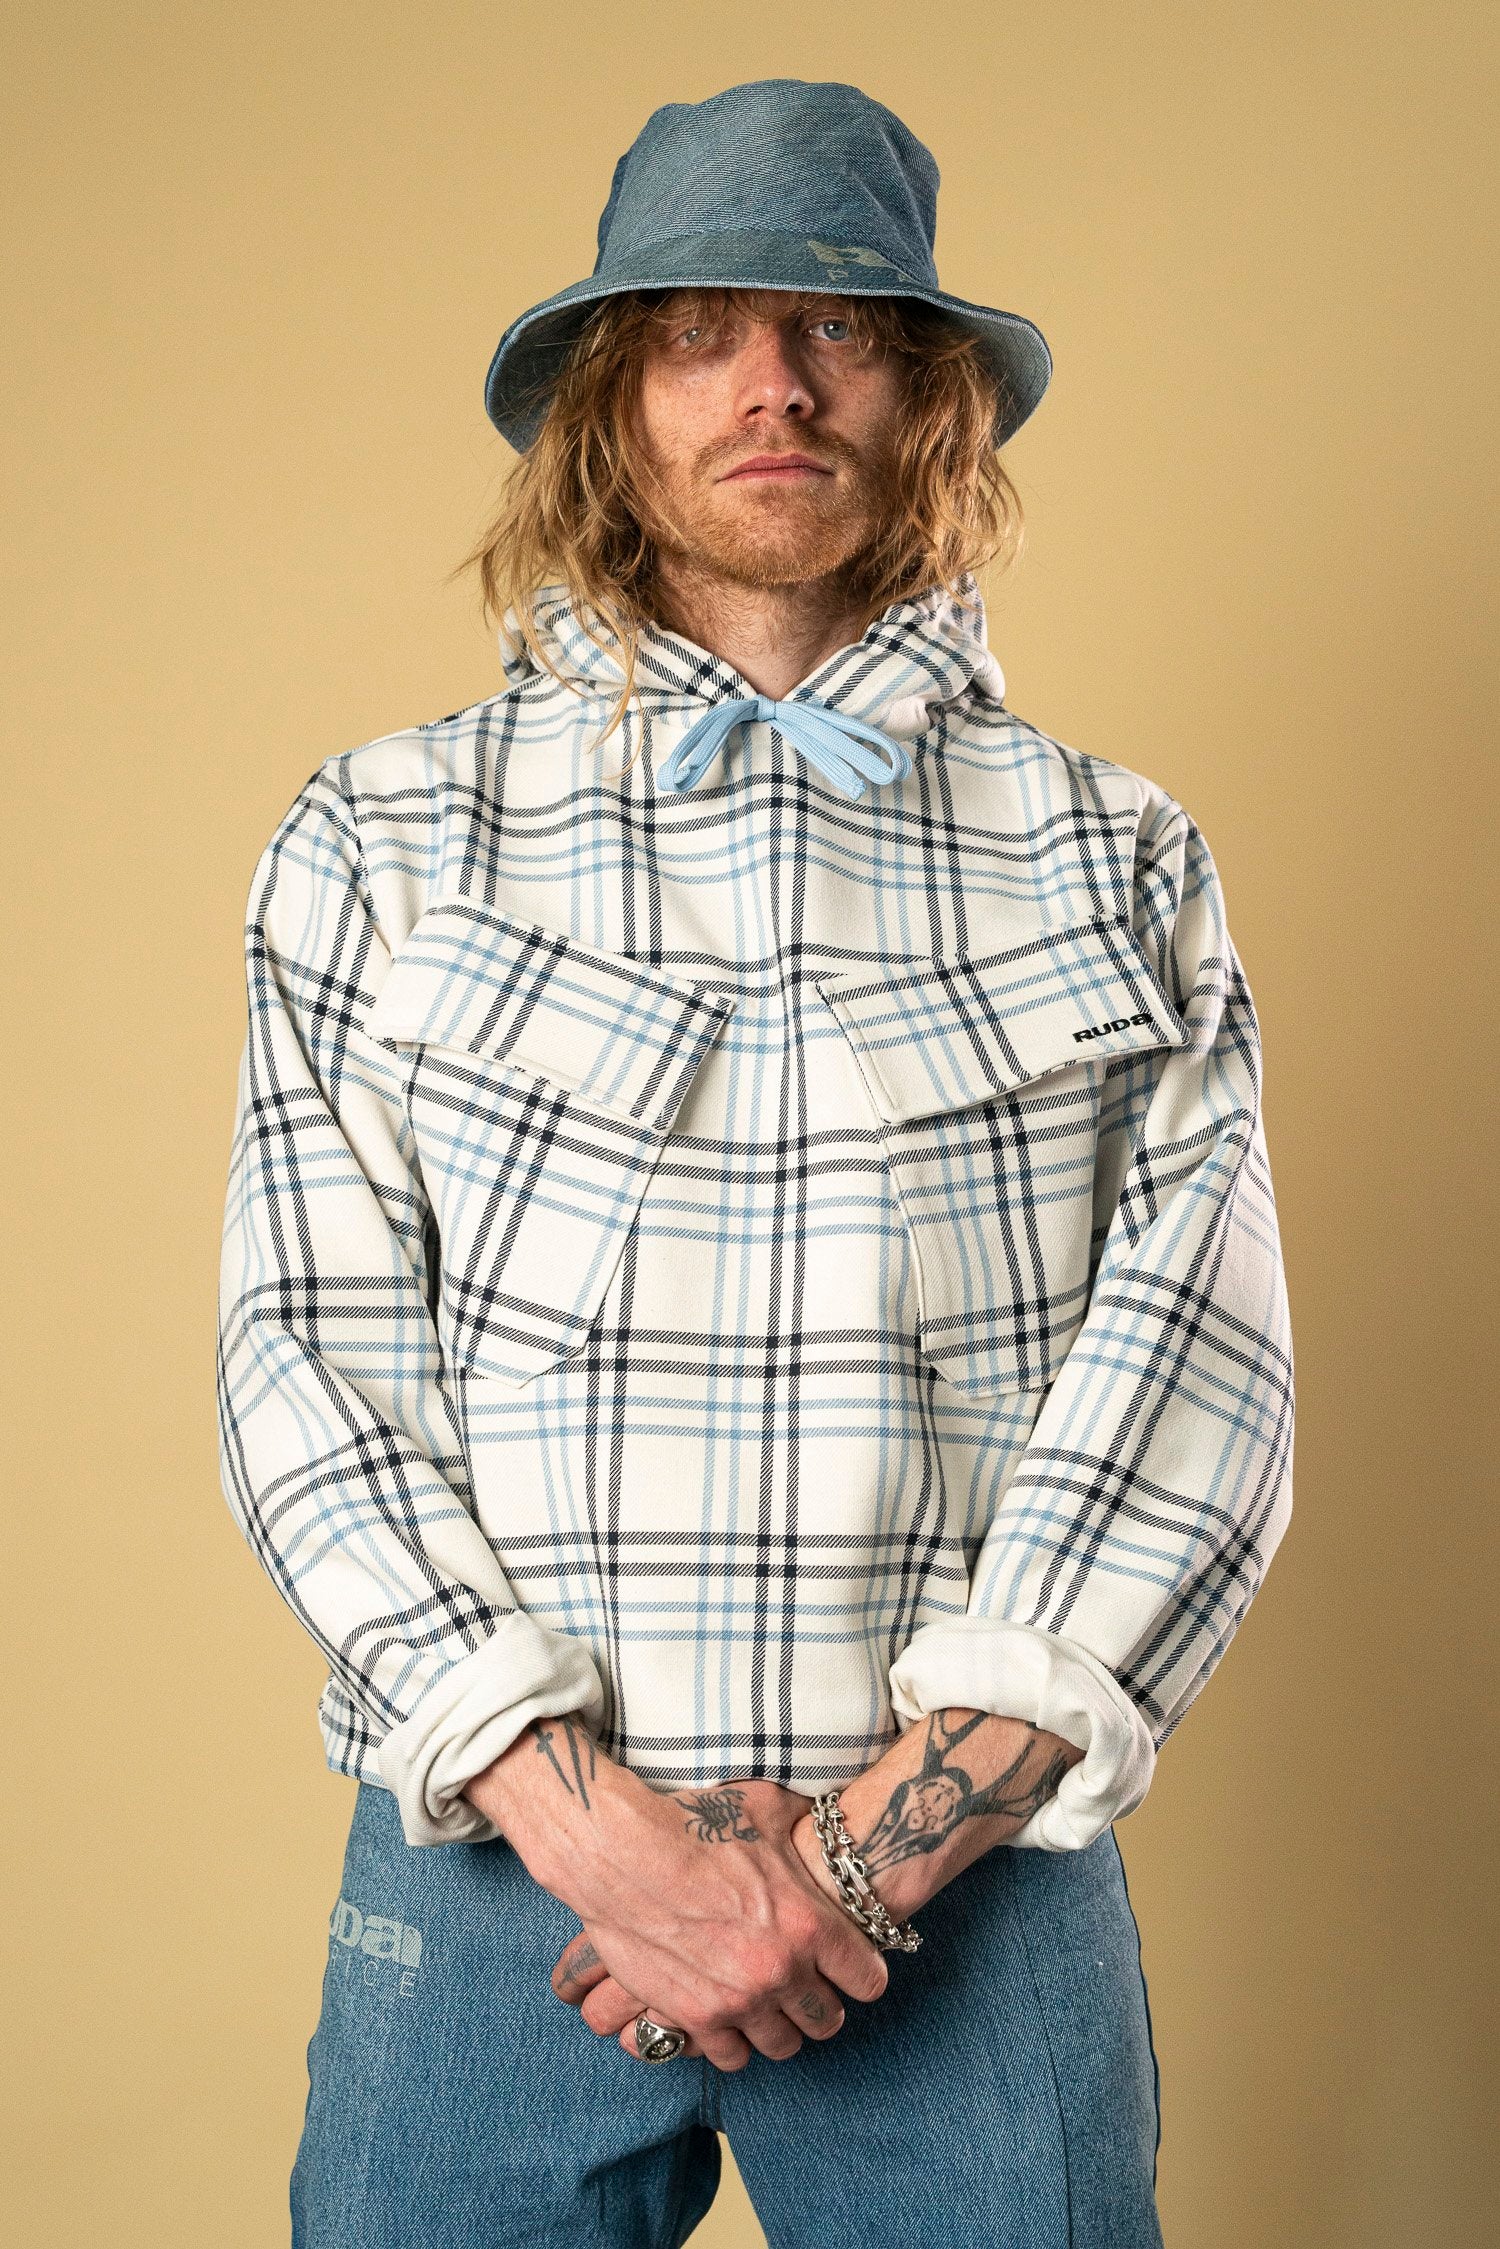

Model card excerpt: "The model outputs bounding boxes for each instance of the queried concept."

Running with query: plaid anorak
[216,573,1294,1848]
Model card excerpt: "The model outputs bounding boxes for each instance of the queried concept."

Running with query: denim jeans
[290,1780,1163,2247]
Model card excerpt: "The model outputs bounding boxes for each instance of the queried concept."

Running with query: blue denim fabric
[483,79,1052,454]
[290,1781,1162,2247]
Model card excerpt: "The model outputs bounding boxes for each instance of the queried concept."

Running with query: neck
[647,558,874,700]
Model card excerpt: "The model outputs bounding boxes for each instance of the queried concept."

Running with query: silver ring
[634,2011,688,2064]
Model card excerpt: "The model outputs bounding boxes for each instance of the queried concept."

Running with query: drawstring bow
[658,694,914,800]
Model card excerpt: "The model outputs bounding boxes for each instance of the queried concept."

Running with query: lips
[722,457,832,480]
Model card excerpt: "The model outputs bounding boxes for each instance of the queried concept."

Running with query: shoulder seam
[315,758,386,945]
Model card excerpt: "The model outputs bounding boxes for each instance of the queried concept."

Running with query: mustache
[710,439,856,477]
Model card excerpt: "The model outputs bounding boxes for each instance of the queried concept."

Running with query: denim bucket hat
[483,77,1052,455]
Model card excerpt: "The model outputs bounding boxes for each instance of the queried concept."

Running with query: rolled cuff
[376,1612,608,1847]
[887,1616,1157,1851]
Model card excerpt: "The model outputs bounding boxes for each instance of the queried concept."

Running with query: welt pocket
[814,917,1190,1398]
[364,899,735,1386]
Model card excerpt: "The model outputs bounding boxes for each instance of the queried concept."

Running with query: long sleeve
[215,765,606,1847]
[887,797,1296,1850]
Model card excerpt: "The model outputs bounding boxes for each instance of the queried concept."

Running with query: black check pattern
[216,571,1294,1847]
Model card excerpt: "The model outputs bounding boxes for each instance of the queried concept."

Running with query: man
[218,79,1294,2247]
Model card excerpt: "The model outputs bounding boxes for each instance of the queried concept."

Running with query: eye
[812,317,853,342]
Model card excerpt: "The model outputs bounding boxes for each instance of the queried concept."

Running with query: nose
[732,319,815,422]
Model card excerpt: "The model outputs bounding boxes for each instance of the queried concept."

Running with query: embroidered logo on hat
[806,239,906,272]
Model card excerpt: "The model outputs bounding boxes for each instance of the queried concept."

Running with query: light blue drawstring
[658,694,914,799]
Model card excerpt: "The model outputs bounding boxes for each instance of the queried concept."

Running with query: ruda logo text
[1073,1011,1156,1043]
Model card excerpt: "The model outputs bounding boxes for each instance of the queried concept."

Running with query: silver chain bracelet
[810,1791,922,1953]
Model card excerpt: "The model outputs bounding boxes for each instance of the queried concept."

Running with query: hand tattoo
[554,1938,601,1992]
[795,1988,834,2023]
[672,1786,762,1843]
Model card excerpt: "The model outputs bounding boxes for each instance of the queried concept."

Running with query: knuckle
[756,1946,797,1991]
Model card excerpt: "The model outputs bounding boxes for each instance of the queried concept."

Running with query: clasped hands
[546,1774,887,2072]
[464,1705,1083,2075]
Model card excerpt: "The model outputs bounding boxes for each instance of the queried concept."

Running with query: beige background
[5,4,1494,2242]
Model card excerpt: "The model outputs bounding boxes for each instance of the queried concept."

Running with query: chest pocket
[365,899,736,1387]
[815,917,1191,1399]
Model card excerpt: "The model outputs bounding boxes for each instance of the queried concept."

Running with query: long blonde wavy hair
[449,286,1026,777]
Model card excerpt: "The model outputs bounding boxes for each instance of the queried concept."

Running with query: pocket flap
[365,899,736,1132]
[814,917,1189,1126]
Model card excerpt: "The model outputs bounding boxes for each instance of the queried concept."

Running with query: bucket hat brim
[482,226,1052,454]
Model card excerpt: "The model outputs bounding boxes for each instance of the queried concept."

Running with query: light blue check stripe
[216,570,1293,1850]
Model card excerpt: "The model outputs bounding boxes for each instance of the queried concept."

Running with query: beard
[636,437,901,595]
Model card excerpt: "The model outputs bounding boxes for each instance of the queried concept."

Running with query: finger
[817,1924,891,2006]
[614,2018,707,2062]
[618,2019,750,2071]
[578,1981,732,2066]
[551,1931,611,2005]
[785,1825,891,2007]
[699,2031,752,2071]
[736,2004,805,2063]
[783,1979,846,2040]
[580,1976,650,2037]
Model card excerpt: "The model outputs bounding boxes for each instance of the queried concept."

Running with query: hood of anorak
[497,571,1007,742]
